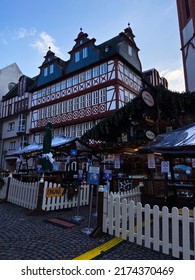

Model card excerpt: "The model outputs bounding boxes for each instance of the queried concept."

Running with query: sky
[0,0,185,92]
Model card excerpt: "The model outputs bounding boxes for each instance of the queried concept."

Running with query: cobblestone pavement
[0,202,179,260]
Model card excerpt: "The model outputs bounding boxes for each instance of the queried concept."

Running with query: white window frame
[83,47,88,58]
[86,69,92,80]
[79,95,85,109]
[73,97,79,110]
[50,64,54,74]
[67,99,73,112]
[44,67,48,77]
[86,93,91,107]
[93,66,99,77]
[75,51,80,62]
[8,122,15,131]
[128,45,132,56]
[100,88,106,103]
[92,90,98,105]
[100,63,107,75]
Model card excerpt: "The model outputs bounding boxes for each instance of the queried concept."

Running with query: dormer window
[128,45,132,56]
[75,51,80,62]
[50,64,54,74]
[44,67,48,77]
[105,46,109,52]
[75,47,88,62]
[83,47,88,58]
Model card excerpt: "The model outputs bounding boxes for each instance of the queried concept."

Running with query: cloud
[31,32,63,57]
[15,27,36,39]
[160,67,185,92]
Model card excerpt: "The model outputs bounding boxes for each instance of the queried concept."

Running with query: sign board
[114,154,120,169]
[103,169,112,180]
[145,130,156,140]
[46,187,64,198]
[142,90,154,107]
[147,154,156,169]
[87,166,100,185]
[70,149,77,156]
[161,161,170,173]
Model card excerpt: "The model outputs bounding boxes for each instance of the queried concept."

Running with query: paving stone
[0,202,180,260]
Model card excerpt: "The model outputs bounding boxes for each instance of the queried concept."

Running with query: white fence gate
[42,182,90,211]
[7,178,39,209]
[103,191,195,260]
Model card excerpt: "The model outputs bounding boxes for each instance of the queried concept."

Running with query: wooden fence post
[27,177,45,215]
[90,185,105,238]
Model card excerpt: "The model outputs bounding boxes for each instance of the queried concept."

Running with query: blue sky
[0,0,184,92]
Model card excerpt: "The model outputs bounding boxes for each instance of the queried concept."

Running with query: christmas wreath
[61,180,78,200]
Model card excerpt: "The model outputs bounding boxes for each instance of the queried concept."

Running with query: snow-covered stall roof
[139,123,195,155]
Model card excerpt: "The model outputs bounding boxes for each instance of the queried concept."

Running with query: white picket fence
[111,186,141,204]
[42,181,90,211]
[7,178,39,209]
[103,191,195,260]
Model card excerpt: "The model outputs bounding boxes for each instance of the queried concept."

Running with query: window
[83,47,88,58]
[57,103,62,115]
[79,96,85,109]
[92,90,98,105]
[47,106,52,117]
[9,141,16,150]
[8,104,12,115]
[67,99,73,112]
[61,81,66,90]
[82,122,88,133]
[20,135,28,149]
[71,125,76,137]
[79,72,85,83]
[51,85,55,93]
[100,89,106,103]
[105,46,109,52]
[75,51,80,62]
[100,63,107,75]
[67,78,72,87]
[73,75,79,85]
[77,124,82,137]
[8,122,15,131]
[50,64,54,74]
[62,101,67,113]
[73,97,79,110]
[18,114,26,132]
[128,45,132,56]
[86,93,91,107]
[65,127,70,137]
[86,70,92,80]
[56,83,61,91]
[44,67,48,77]
[93,66,99,77]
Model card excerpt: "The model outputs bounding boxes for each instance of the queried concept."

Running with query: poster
[147,153,156,169]
[114,154,120,169]
[87,166,100,185]
[161,161,170,173]
[103,169,112,180]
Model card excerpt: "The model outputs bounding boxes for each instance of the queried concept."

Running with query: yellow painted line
[72,237,123,260]
[73,220,152,260]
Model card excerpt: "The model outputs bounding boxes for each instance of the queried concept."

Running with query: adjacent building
[177,0,195,91]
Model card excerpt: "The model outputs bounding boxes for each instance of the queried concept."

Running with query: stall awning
[139,123,195,155]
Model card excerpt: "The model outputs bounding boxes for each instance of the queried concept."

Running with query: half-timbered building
[30,25,143,144]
